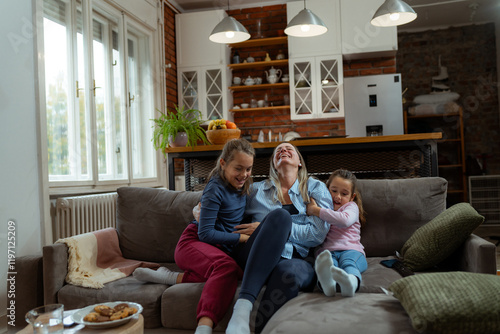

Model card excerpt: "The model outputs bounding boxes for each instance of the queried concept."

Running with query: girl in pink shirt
[307,169,367,297]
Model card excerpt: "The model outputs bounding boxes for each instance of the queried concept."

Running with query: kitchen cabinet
[176,10,231,120]
[286,0,342,58]
[176,10,229,67]
[178,66,231,120]
[340,0,398,59]
[289,55,344,120]
[404,109,467,206]
[228,36,289,112]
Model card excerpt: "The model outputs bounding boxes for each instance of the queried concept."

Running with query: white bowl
[241,103,249,109]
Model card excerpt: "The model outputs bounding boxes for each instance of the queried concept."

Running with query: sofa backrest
[116,187,202,263]
[357,177,447,257]
[116,177,447,262]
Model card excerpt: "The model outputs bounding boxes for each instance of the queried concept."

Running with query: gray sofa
[42,177,497,333]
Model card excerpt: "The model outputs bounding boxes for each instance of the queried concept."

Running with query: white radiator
[55,192,118,239]
[469,175,500,225]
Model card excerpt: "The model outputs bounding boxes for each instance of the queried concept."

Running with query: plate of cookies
[71,301,143,329]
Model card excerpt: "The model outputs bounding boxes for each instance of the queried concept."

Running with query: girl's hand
[192,202,201,222]
[233,222,260,236]
[239,233,250,243]
[307,198,321,217]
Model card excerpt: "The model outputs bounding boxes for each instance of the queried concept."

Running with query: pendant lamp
[209,0,250,44]
[285,0,328,37]
[371,0,417,27]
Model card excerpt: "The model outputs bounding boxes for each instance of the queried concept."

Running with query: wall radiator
[55,192,118,239]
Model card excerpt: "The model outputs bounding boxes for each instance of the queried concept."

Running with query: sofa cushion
[57,276,167,328]
[389,272,500,334]
[401,202,484,271]
[261,292,416,334]
[357,177,447,257]
[116,187,202,263]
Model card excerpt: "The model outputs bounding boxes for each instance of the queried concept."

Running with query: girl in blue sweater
[134,138,255,334]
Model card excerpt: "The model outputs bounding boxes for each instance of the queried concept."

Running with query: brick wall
[164,3,177,111]
[397,23,500,175]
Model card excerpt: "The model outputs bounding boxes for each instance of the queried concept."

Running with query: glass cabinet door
[180,70,199,110]
[318,56,343,118]
[205,68,223,120]
[290,60,313,119]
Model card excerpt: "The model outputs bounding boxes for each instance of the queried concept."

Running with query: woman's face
[273,143,301,170]
[221,151,253,189]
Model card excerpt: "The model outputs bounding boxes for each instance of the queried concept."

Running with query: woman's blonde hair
[208,138,255,195]
[268,142,310,203]
[326,169,366,225]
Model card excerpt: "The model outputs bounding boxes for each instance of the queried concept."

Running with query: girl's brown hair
[326,169,366,225]
[208,138,255,195]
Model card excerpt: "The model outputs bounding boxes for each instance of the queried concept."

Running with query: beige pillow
[389,272,500,334]
[401,203,484,271]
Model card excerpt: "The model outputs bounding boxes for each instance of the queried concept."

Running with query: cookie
[113,303,129,312]
[125,307,138,315]
[83,312,99,322]
[110,309,129,321]
[94,305,114,316]
[96,315,111,322]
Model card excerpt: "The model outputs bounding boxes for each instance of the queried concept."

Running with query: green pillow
[401,202,484,271]
[389,272,500,334]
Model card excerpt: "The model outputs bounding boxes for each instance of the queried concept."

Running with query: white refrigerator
[344,74,404,137]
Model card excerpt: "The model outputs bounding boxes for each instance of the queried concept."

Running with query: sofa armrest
[43,243,68,304]
[455,234,497,274]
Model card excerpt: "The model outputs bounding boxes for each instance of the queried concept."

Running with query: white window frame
[36,0,166,196]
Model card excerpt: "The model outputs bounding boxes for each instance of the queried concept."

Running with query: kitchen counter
[165,133,442,190]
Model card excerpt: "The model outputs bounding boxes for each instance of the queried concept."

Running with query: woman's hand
[192,202,201,222]
[233,222,260,236]
[307,198,321,217]
[239,233,250,243]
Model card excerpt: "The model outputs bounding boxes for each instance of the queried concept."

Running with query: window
[39,0,162,193]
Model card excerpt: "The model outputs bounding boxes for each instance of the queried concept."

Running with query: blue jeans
[329,250,367,283]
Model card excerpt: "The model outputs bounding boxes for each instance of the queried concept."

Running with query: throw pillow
[401,202,484,271]
[389,272,500,334]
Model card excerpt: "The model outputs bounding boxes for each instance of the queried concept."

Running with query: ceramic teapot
[265,67,282,84]
[244,76,255,86]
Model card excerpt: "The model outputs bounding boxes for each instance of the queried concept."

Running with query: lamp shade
[285,8,328,37]
[371,0,417,27]
[209,16,250,43]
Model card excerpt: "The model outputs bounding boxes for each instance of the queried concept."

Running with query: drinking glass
[25,304,64,334]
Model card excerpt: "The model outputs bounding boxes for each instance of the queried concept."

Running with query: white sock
[331,266,358,297]
[315,250,336,297]
[133,267,179,285]
[226,299,253,334]
[195,325,212,334]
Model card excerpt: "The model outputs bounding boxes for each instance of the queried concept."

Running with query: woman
[226,142,332,334]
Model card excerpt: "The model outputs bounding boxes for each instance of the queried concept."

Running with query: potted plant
[152,105,209,152]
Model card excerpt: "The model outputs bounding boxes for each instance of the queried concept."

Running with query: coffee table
[17,314,144,334]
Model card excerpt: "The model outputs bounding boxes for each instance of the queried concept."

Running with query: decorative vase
[169,132,188,147]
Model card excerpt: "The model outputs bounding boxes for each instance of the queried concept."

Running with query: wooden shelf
[406,112,460,119]
[229,36,287,48]
[228,59,288,70]
[404,109,466,205]
[230,105,290,113]
[229,83,289,92]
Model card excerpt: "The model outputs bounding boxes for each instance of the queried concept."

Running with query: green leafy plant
[152,105,209,152]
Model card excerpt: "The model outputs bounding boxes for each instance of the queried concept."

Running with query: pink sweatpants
[174,223,243,326]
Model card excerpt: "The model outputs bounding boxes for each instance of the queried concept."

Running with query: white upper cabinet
[286,0,342,58]
[176,10,229,67]
[340,0,398,59]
